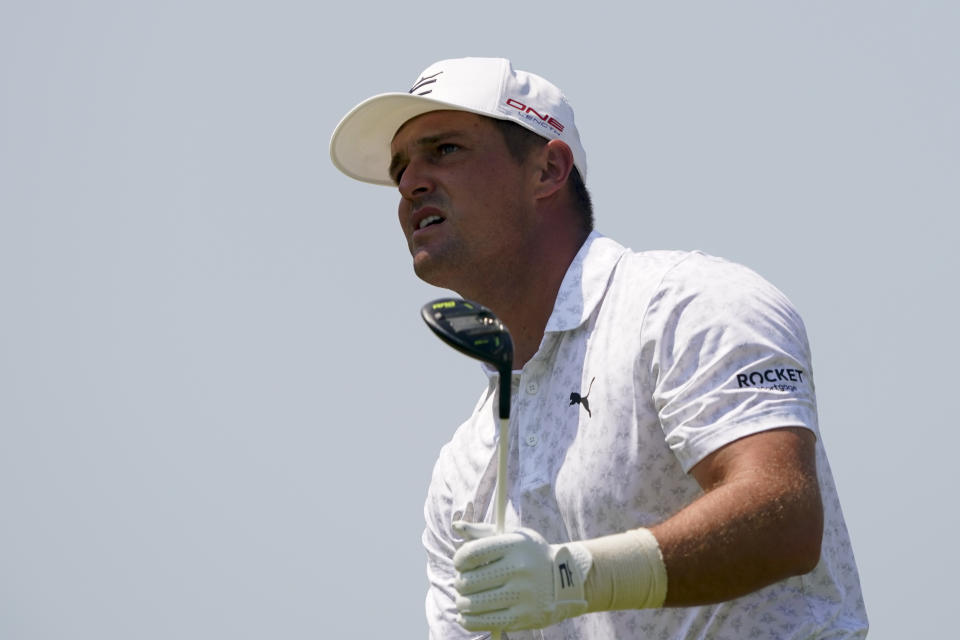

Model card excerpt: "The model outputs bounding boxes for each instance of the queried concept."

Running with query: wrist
[580,528,668,612]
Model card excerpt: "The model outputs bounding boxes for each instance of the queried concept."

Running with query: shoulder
[604,247,801,325]
[617,248,786,297]
[617,249,805,334]
[607,246,773,299]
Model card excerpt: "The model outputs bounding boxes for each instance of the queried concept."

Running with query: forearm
[581,427,823,609]
[651,452,823,605]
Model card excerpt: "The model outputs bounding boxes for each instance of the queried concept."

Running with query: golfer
[330,57,868,639]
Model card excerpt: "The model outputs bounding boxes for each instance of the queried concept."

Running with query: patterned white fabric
[424,232,868,639]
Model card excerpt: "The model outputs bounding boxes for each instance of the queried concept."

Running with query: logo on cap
[409,72,443,96]
[504,98,565,135]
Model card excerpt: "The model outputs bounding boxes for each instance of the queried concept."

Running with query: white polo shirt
[423,233,868,639]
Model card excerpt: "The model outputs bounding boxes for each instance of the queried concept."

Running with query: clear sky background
[1,2,956,638]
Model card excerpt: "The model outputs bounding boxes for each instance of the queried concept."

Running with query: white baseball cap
[329,57,587,186]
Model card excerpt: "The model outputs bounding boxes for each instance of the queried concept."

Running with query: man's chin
[412,253,455,289]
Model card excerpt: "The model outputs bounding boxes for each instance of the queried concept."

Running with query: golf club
[420,297,514,529]
[421,298,514,639]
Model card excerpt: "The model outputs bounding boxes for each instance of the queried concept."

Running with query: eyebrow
[388,130,465,182]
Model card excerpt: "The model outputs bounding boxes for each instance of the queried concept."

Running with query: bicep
[690,426,818,492]
[654,426,825,605]
[689,425,824,567]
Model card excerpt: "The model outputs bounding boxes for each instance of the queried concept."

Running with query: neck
[458,226,589,369]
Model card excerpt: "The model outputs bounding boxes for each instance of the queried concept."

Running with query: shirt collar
[480,231,628,379]
[545,231,628,333]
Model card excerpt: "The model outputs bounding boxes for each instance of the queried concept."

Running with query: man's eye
[437,143,459,155]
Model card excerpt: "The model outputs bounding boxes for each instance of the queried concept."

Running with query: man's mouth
[418,215,445,230]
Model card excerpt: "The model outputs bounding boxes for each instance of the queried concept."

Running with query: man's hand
[451,521,592,632]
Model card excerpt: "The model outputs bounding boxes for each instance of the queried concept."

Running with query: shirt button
[525,381,539,394]
[525,434,538,446]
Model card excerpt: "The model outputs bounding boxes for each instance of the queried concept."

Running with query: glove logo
[569,377,596,418]
[558,562,575,589]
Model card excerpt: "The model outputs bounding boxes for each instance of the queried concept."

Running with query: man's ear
[533,139,575,200]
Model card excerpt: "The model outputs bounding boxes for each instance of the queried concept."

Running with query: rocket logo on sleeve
[735,367,807,392]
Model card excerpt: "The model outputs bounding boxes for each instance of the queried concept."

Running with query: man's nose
[398,157,434,200]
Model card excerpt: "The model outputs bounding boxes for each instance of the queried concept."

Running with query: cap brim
[329,93,502,186]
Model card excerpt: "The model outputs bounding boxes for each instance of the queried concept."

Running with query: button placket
[516,364,549,491]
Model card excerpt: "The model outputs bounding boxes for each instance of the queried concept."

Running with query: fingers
[456,583,517,613]
[453,526,549,573]
[458,598,548,632]
[458,609,516,632]
[453,531,520,572]
[451,520,496,541]
[454,552,522,595]
[456,585,529,632]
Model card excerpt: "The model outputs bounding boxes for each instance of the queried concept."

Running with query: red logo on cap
[505,99,565,133]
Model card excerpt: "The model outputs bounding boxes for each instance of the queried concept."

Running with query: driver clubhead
[420,298,514,374]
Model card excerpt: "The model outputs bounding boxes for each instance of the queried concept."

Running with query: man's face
[389,110,538,292]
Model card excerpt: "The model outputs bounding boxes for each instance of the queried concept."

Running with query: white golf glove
[451,521,593,632]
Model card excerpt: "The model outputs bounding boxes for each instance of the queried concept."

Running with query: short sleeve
[643,253,819,471]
